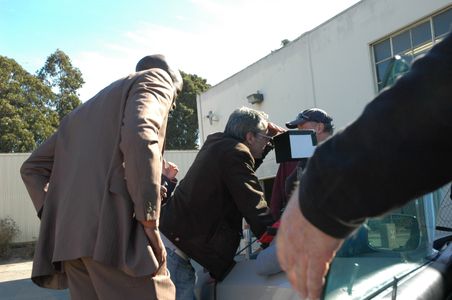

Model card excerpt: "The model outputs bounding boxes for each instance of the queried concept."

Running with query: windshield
[322,185,450,299]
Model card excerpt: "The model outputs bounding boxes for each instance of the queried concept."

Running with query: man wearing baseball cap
[285,108,334,141]
[255,108,334,276]
[270,108,334,219]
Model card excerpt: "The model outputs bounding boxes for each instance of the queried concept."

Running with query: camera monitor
[273,130,317,163]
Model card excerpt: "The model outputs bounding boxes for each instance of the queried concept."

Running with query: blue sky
[1,0,360,100]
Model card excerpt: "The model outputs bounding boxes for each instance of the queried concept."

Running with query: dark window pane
[433,8,452,37]
[381,56,411,88]
[374,39,391,62]
[412,21,432,47]
[393,30,411,54]
[376,60,390,82]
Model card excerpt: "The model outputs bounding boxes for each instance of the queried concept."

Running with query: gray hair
[224,107,268,141]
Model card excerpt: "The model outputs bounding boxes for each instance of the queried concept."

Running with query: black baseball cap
[285,108,333,129]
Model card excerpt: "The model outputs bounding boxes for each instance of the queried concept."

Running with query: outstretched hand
[276,187,343,299]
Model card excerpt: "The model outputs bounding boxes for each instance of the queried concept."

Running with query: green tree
[166,72,210,150]
[0,56,58,152]
[37,49,84,121]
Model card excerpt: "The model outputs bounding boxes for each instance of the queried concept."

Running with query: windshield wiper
[436,226,452,232]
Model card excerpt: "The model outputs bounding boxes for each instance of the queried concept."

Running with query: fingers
[167,161,178,169]
[140,220,165,266]
[163,161,179,179]
[305,257,327,300]
[144,227,166,265]
[267,122,286,135]
[160,185,168,198]
[277,210,309,299]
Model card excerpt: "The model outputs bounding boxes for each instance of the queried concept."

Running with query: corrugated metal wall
[0,153,40,243]
[0,151,198,243]
[164,150,198,181]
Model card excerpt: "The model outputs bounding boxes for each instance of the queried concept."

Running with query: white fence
[0,153,40,243]
[0,151,198,243]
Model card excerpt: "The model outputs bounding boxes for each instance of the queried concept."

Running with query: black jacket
[160,133,271,280]
[299,33,452,238]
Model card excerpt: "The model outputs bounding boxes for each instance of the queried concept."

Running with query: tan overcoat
[20,68,177,288]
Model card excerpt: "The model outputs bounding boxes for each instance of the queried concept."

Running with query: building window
[372,6,452,91]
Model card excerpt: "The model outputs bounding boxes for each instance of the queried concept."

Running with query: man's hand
[140,220,167,275]
[276,187,343,299]
[267,122,286,136]
[162,160,179,180]
[160,184,168,198]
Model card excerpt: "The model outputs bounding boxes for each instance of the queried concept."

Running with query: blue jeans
[166,247,196,300]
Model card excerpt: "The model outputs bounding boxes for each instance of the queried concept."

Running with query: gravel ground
[0,259,33,283]
[0,244,35,283]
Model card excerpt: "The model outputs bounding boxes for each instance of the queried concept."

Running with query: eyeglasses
[256,132,273,141]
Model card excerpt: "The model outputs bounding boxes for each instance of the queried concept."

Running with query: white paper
[289,134,316,158]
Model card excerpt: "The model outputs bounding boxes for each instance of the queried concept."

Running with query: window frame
[371,6,452,92]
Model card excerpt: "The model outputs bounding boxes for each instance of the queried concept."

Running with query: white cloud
[74,0,360,101]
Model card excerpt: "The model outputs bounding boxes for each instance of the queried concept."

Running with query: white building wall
[0,151,197,243]
[197,0,451,179]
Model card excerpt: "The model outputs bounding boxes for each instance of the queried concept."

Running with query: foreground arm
[300,33,452,238]
[278,33,452,299]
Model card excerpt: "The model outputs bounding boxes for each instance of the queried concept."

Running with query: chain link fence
[434,183,452,239]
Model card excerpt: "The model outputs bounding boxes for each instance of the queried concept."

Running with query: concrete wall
[0,151,197,243]
[197,0,451,179]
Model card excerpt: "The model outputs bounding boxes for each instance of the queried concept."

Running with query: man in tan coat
[20,54,183,300]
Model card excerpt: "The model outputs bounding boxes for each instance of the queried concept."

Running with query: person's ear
[316,123,325,134]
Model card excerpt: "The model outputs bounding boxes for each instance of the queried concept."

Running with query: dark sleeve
[285,159,308,200]
[161,174,177,205]
[223,147,270,238]
[284,169,298,199]
[270,164,288,219]
[271,162,299,219]
[299,33,452,238]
